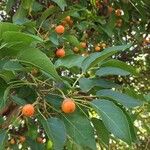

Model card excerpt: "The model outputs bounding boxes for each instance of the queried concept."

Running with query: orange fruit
[73,47,79,52]
[68,19,74,26]
[22,104,35,117]
[37,137,43,144]
[61,20,67,26]
[101,43,106,48]
[19,136,26,143]
[80,42,87,48]
[61,98,76,113]
[115,9,122,16]
[95,46,101,52]
[10,138,16,145]
[31,68,38,76]
[55,25,65,34]
[65,16,71,22]
[56,48,65,58]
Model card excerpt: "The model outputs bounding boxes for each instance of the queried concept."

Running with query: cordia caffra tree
[0,0,149,149]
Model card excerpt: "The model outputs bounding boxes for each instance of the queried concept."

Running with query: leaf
[81,44,131,72]
[91,118,109,147]
[0,22,21,37]
[22,0,34,10]
[90,99,132,144]
[64,35,80,46]
[79,77,120,92]
[2,31,43,48]
[96,89,143,108]
[0,70,15,82]
[3,60,24,71]
[39,117,67,150]
[17,48,62,82]
[0,130,7,149]
[96,67,131,76]
[55,54,85,69]
[62,111,96,150]
[11,95,27,106]
[101,59,137,76]
[49,32,59,45]
[51,0,67,11]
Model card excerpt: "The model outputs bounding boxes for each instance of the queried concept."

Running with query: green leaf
[11,95,27,106]
[49,32,59,45]
[96,89,143,108]
[64,35,80,46]
[2,31,43,48]
[62,111,96,150]
[101,59,137,76]
[55,54,85,68]
[51,0,67,11]
[96,67,131,76]
[3,60,24,71]
[0,22,21,37]
[39,117,67,150]
[81,44,131,72]
[6,0,15,13]
[17,48,62,82]
[90,99,132,144]
[0,130,7,149]
[0,71,15,82]
[79,78,120,92]
[91,118,109,147]
[22,0,34,10]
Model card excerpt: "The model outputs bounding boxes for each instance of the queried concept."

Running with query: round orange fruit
[56,48,65,58]
[55,25,65,34]
[22,104,35,117]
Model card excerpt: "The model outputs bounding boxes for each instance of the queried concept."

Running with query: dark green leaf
[79,78,120,92]
[62,111,96,150]
[39,117,67,150]
[51,0,67,11]
[96,67,130,76]
[81,44,131,72]
[0,130,7,149]
[90,99,132,144]
[17,48,62,82]
[11,95,27,105]
[55,54,85,69]
[97,89,143,108]
[91,118,109,147]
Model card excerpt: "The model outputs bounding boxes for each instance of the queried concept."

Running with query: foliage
[0,0,150,149]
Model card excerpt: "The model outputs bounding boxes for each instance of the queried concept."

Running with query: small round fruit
[55,25,65,34]
[56,48,65,58]
[61,21,67,26]
[10,138,16,145]
[31,68,38,76]
[19,136,26,143]
[80,42,87,48]
[65,16,71,22]
[68,19,73,26]
[101,43,106,48]
[22,104,35,117]
[95,46,101,52]
[61,98,76,113]
[115,9,122,16]
[73,47,79,52]
[37,137,43,144]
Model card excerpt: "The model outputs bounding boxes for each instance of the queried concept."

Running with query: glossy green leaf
[62,111,96,150]
[51,0,67,11]
[49,32,59,45]
[11,95,27,105]
[81,44,131,72]
[79,77,120,92]
[39,117,67,150]
[0,130,7,149]
[96,67,130,76]
[3,60,24,71]
[2,31,43,47]
[96,89,143,108]
[17,48,62,82]
[64,35,80,46]
[90,99,132,144]
[55,54,85,68]
[101,59,137,76]
[91,118,109,147]
[0,22,21,37]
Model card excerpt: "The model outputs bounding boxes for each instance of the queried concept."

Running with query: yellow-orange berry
[61,98,76,113]
[22,104,35,117]
[56,48,65,58]
[55,25,65,34]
